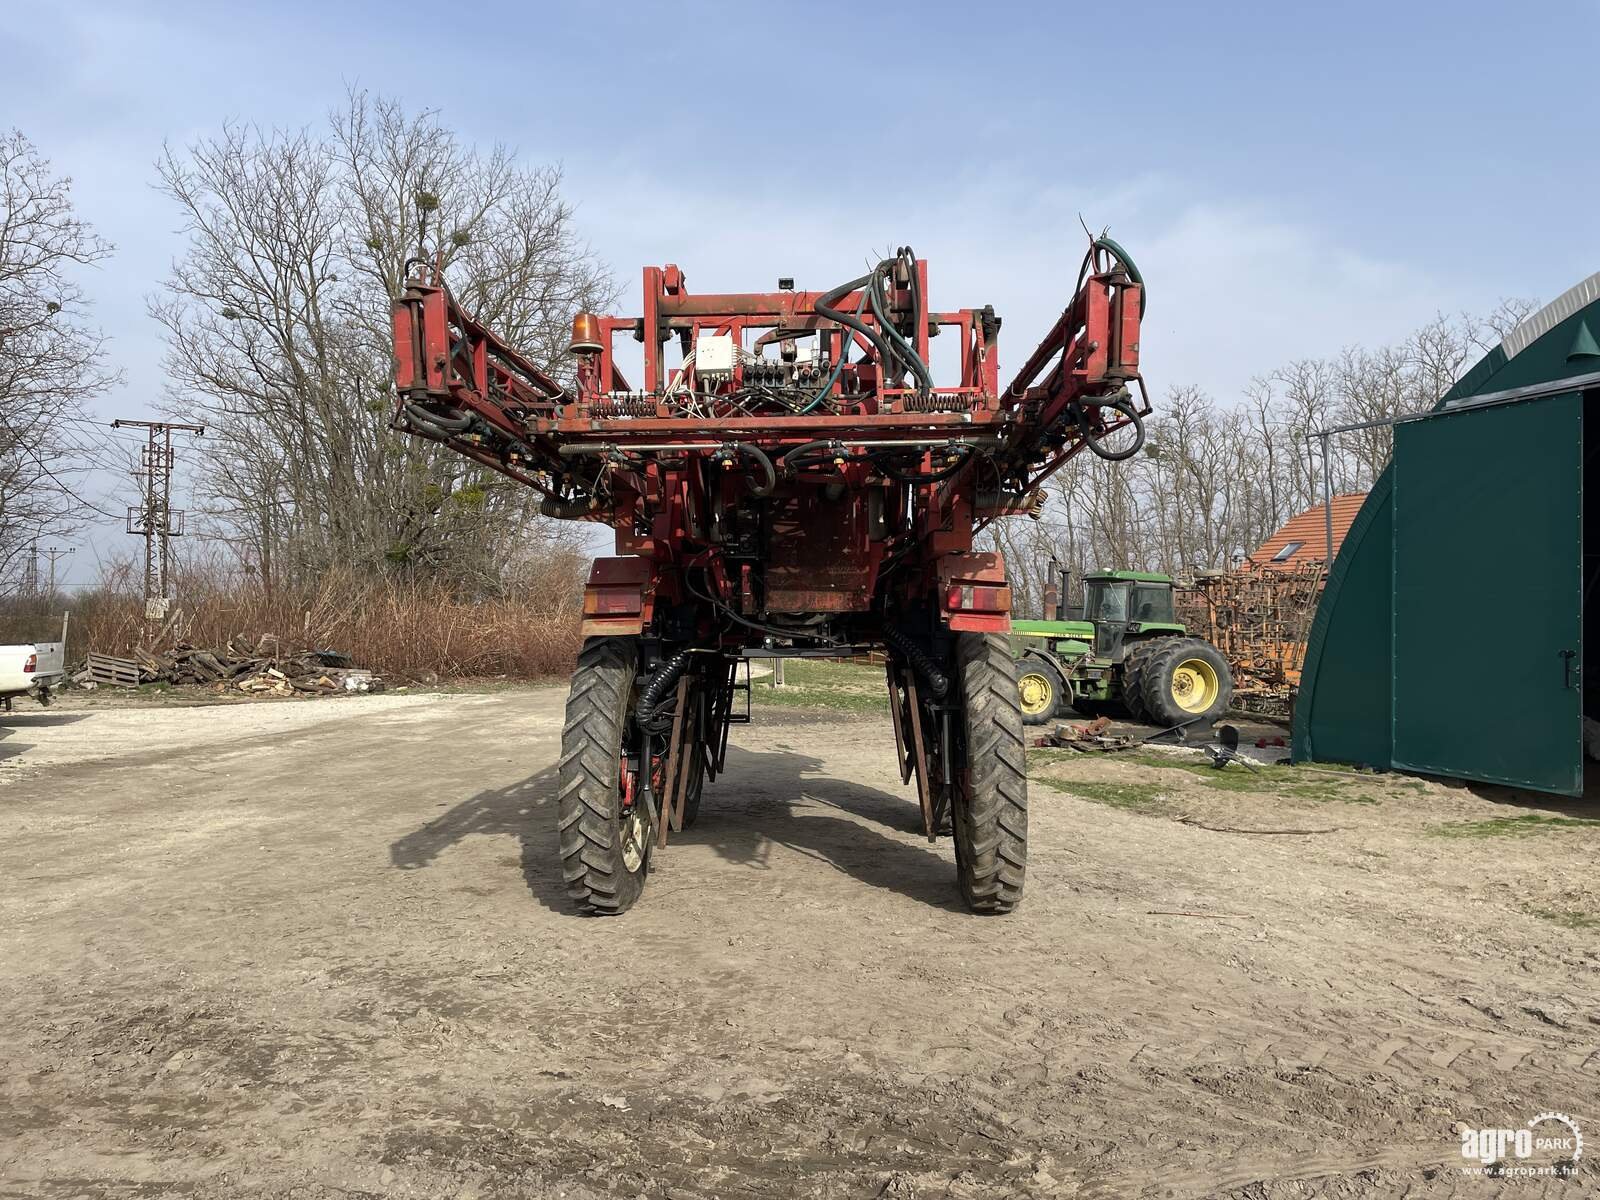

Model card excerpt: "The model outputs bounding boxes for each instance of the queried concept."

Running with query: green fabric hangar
[1293,273,1600,796]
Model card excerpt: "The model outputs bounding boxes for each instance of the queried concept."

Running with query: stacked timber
[85,636,381,695]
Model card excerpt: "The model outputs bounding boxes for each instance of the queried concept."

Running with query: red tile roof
[1249,494,1367,569]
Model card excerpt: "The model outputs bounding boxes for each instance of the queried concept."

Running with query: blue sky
[8,1,1597,583]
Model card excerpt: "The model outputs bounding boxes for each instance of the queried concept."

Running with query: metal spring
[588,397,657,418]
[902,390,973,413]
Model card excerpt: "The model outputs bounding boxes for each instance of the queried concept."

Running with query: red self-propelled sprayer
[392,239,1149,914]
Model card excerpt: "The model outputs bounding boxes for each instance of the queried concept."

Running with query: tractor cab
[1082,571,1180,660]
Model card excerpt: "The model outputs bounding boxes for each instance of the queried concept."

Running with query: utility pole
[21,542,38,596]
[112,419,205,623]
[1319,430,1334,563]
[39,546,74,596]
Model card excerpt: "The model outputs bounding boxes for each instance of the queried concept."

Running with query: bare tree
[988,300,1541,606]
[152,92,616,593]
[0,130,119,590]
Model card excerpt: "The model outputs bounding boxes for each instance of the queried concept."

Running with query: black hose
[866,268,907,383]
[868,255,932,389]
[872,445,973,484]
[638,649,695,734]
[1076,393,1146,462]
[815,272,899,378]
[724,443,776,497]
[781,440,838,471]
[883,625,948,698]
[405,402,473,436]
[900,246,923,348]
[683,571,844,647]
[899,246,932,387]
[780,440,873,474]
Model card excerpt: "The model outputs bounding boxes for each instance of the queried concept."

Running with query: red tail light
[946,584,1010,613]
[23,654,36,674]
[584,587,642,616]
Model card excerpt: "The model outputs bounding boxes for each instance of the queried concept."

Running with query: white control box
[695,333,736,379]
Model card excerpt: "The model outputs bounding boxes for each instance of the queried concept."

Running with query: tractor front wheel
[558,637,652,915]
[1017,656,1066,726]
[951,633,1028,914]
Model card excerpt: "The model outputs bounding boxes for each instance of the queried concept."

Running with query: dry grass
[58,557,585,682]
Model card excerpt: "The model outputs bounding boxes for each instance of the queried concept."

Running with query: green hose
[1091,236,1146,316]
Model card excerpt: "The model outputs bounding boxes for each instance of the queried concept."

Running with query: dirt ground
[1,676,1597,1198]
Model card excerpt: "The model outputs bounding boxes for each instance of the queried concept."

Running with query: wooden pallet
[84,652,141,688]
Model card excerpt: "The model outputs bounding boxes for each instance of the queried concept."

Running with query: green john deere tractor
[1011,567,1233,728]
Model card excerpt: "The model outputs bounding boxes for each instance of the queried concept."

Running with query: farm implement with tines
[391,238,1150,914]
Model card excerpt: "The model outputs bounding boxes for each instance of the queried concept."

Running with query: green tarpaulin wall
[1292,274,1600,796]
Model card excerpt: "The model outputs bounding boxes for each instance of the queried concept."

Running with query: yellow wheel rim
[1019,670,1055,716]
[1170,658,1220,714]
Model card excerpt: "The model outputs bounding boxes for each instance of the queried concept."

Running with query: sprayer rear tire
[558,637,650,915]
[952,633,1027,914]
[678,736,706,830]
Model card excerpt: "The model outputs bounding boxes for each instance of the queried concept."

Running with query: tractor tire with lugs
[952,633,1028,914]
[1118,638,1165,721]
[558,636,651,915]
[1137,637,1232,728]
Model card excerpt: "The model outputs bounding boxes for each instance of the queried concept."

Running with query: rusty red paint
[392,249,1148,646]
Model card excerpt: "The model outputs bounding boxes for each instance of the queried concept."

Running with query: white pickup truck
[0,640,66,709]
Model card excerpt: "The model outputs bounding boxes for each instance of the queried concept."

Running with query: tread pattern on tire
[558,637,647,915]
[678,729,706,830]
[1118,637,1165,720]
[954,633,1028,914]
[1136,636,1233,728]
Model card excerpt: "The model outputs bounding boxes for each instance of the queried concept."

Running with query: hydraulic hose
[872,445,974,484]
[883,625,949,698]
[800,282,868,414]
[683,570,844,648]
[405,401,473,437]
[1095,236,1144,293]
[781,440,838,472]
[638,649,695,734]
[723,442,775,497]
[1077,392,1146,462]
[815,272,899,389]
[1081,236,1147,317]
[867,251,933,389]
[779,440,873,474]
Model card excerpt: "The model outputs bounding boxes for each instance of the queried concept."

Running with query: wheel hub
[1170,658,1219,713]
[620,810,646,872]
[1019,671,1053,715]
[618,761,648,872]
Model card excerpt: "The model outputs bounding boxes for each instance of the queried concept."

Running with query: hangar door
[1391,393,1583,795]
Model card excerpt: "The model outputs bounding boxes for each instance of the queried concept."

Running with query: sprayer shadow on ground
[388,740,960,914]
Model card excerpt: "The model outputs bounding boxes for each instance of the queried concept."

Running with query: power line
[40,546,74,595]
[1,431,127,522]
